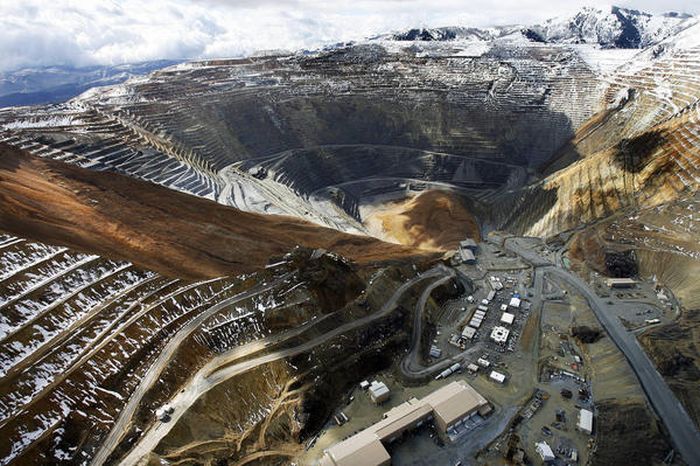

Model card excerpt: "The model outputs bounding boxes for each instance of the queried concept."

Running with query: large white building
[500,312,515,325]
[490,326,510,344]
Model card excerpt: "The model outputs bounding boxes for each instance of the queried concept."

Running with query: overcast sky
[0,0,697,72]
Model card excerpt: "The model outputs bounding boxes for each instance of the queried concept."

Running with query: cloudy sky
[0,0,697,72]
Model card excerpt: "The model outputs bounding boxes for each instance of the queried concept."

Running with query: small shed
[489,371,506,384]
[536,441,555,462]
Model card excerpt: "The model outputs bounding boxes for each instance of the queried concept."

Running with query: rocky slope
[498,21,700,237]
[0,8,699,466]
[0,225,408,465]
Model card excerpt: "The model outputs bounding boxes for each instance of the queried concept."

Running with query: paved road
[506,238,700,466]
[97,267,449,465]
[401,267,456,376]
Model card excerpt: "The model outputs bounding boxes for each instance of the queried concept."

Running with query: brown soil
[568,195,700,431]
[365,190,480,251]
[592,400,673,466]
[0,143,436,279]
[640,310,700,429]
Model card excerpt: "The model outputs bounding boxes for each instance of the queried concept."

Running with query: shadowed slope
[0,143,434,279]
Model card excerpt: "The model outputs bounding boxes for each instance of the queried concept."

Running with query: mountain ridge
[386,5,695,49]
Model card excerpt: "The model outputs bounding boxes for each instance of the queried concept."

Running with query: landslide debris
[0,143,436,279]
[364,190,481,251]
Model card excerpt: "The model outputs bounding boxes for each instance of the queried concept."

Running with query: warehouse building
[459,238,478,252]
[606,278,637,288]
[320,381,490,466]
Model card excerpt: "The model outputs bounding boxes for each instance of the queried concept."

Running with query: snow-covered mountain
[525,6,694,48]
[387,6,694,49]
[389,25,520,42]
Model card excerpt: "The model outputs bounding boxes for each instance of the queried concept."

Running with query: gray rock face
[0,39,603,232]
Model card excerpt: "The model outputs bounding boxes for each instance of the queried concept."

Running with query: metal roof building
[459,238,478,251]
[577,408,594,434]
[459,248,476,264]
[536,441,555,462]
[368,381,390,404]
[606,277,637,288]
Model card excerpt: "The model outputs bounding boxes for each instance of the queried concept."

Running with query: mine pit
[0,7,700,466]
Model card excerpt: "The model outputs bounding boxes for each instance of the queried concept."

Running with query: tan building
[320,381,490,466]
[606,277,637,288]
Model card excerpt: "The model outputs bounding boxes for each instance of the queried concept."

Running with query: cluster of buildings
[460,286,522,349]
[320,381,491,466]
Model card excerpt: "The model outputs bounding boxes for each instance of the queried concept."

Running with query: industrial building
[459,248,476,264]
[490,326,510,344]
[461,326,476,340]
[489,371,506,384]
[606,277,637,288]
[368,381,390,404]
[577,408,593,434]
[320,381,491,466]
[459,238,478,252]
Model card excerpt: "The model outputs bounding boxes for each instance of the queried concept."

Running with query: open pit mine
[1,5,700,466]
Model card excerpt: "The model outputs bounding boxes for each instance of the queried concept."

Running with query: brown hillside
[0,143,434,279]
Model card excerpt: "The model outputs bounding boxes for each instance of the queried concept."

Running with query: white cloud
[0,0,696,72]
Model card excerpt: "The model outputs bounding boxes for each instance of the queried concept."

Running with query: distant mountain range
[388,6,694,49]
[0,60,178,108]
[0,6,695,110]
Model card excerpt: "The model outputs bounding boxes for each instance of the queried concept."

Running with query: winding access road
[505,237,700,466]
[94,266,450,465]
